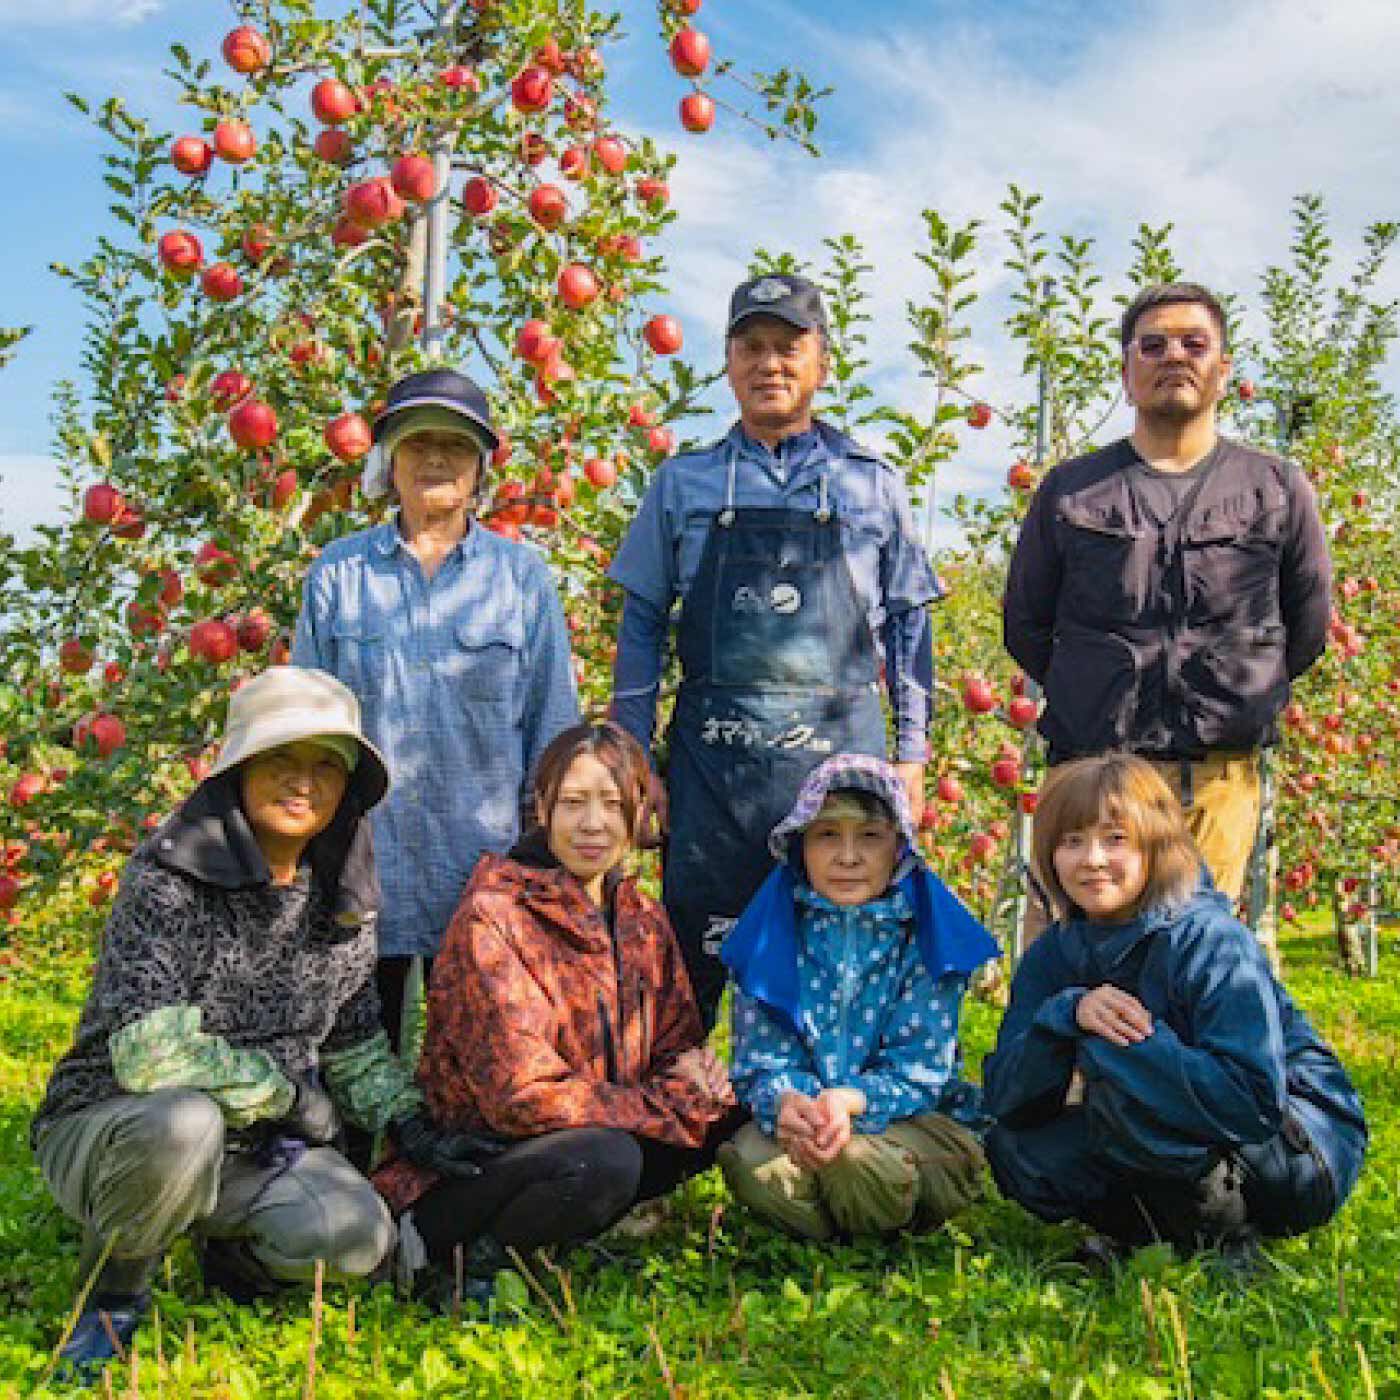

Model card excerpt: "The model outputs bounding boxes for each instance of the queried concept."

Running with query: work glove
[391,1112,509,1179]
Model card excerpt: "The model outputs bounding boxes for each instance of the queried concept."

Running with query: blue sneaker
[55,1292,149,1385]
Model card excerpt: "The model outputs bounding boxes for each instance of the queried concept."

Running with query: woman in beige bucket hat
[31,666,494,1383]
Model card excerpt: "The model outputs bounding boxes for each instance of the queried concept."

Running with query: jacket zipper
[597,990,619,1085]
[837,908,854,1083]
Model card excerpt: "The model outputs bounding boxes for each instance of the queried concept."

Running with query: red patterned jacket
[375,842,733,1214]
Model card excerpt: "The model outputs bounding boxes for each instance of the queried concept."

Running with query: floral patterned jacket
[375,838,733,1214]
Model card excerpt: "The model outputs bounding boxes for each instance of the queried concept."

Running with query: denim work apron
[663,448,887,1025]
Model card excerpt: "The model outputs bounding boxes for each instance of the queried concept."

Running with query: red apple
[189,619,239,665]
[213,119,256,164]
[515,320,556,364]
[462,176,497,215]
[961,675,997,714]
[533,38,566,74]
[325,412,373,462]
[9,774,44,807]
[60,638,94,675]
[669,28,711,77]
[236,613,271,655]
[210,369,252,408]
[195,541,240,587]
[494,480,529,525]
[592,135,628,175]
[559,145,589,180]
[228,399,278,450]
[111,505,145,542]
[936,774,963,804]
[331,217,370,247]
[391,154,436,203]
[990,756,1020,788]
[969,832,995,861]
[628,402,657,429]
[268,468,298,509]
[1007,695,1038,728]
[439,65,481,92]
[222,26,271,74]
[241,223,274,262]
[1238,378,1256,402]
[584,457,617,489]
[511,65,554,113]
[83,483,125,526]
[967,401,993,429]
[558,263,601,309]
[157,230,203,277]
[679,91,715,133]
[1006,460,1036,491]
[636,177,669,208]
[1018,791,1039,815]
[345,178,403,228]
[644,314,683,355]
[647,425,676,456]
[89,714,127,758]
[171,136,213,176]
[312,128,353,165]
[528,184,568,229]
[311,77,359,125]
[0,875,18,910]
[200,262,243,302]
[519,131,550,166]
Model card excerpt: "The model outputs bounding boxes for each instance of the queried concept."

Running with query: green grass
[0,914,1396,1398]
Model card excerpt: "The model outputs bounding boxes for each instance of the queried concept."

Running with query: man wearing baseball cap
[294,368,579,1066]
[608,274,941,1026]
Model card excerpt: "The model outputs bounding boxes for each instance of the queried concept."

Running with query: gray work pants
[34,1090,394,1293]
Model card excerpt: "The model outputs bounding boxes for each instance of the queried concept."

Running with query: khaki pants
[718,1114,985,1241]
[35,1090,394,1293]
[1023,751,1262,944]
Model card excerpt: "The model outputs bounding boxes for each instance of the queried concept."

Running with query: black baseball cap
[371,368,500,453]
[726,273,827,337]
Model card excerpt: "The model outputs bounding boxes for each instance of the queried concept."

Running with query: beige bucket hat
[208,665,390,810]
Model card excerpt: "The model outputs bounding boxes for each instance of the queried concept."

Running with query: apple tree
[0,0,826,921]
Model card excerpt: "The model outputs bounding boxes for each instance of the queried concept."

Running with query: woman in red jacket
[375,720,739,1304]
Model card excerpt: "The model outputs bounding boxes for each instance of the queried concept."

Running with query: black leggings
[410,1116,742,1262]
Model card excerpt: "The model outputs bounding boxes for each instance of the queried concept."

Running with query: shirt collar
[731,422,828,478]
[371,515,481,566]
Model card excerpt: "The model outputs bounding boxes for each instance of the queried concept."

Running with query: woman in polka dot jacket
[717,754,1000,1240]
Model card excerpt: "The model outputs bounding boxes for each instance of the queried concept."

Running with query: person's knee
[560,1131,644,1234]
[261,1181,394,1278]
[820,1136,918,1236]
[137,1090,225,1179]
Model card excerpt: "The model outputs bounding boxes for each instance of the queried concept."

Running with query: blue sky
[3,0,1398,542]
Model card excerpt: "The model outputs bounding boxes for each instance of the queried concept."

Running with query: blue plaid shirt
[293,520,580,958]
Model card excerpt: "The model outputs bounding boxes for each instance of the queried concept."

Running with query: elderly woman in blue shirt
[294,369,580,1052]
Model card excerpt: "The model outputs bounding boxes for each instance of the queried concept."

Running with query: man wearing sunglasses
[1003,282,1330,923]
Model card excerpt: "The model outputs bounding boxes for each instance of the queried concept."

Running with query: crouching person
[983,754,1367,1261]
[717,755,999,1241]
[373,720,741,1307]
[32,668,444,1383]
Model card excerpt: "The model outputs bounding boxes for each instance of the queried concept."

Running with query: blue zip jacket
[724,859,999,1136]
[983,888,1366,1206]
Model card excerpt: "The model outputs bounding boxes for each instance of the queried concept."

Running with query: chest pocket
[330,622,386,699]
[677,511,715,602]
[1180,489,1287,624]
[1057,499,1152,625]
[448,613,524,703]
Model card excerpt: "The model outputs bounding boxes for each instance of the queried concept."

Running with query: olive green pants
[718,1114,985,1241]
[35,1090,394,1294]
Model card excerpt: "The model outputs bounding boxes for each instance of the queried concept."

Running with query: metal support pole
[1005,284,1054,966]
[421,2,460,361]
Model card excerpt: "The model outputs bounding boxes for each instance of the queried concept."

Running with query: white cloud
[646,0,1400,549]
[0,0,160,24]
[0,455,69,543]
